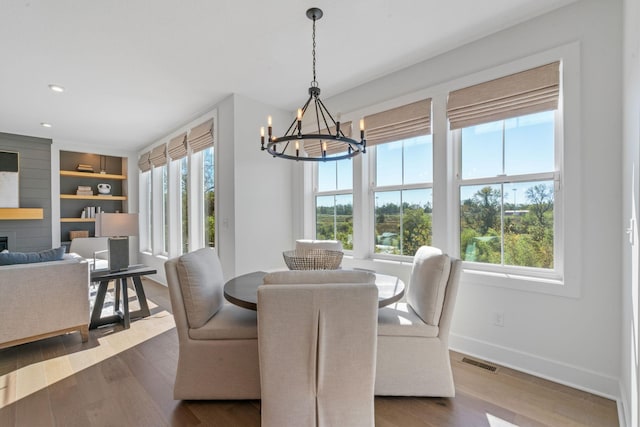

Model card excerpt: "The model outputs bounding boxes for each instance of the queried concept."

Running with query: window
[457,111,556,269]
[180,156,189,253]
[449,62,560,273]
[366,98,433,257]
[373,136,433,256]
[161,164,169,254]
[203,146,215,247]
[315,156,353,249]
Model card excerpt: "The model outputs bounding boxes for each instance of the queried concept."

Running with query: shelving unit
[59,151,128,243]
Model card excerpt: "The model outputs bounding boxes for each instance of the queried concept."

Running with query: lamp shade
[95,213,139,237]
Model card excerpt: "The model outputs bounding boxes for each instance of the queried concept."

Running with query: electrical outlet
[492,311,504,327]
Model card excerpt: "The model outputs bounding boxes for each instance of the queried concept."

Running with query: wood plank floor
[0,279,619,426]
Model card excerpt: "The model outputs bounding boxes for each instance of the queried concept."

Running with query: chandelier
[260,7,366,161]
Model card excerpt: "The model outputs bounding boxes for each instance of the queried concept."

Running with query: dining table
[223,270,405,311]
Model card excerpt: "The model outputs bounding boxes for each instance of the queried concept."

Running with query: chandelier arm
[283,94,314,137]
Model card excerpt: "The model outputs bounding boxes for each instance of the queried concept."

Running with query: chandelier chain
[312,15,317,86]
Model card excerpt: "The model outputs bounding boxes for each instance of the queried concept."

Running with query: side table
[90,265,157,329]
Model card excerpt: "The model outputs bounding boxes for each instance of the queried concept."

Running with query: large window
[373,135,433,256]
[315,156,353,249]
[449,61,560,273]
[457,111,556,269]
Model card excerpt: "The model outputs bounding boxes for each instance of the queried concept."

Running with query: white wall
[318,0,623,400]
[621,0,639,424]
[231,94,293,276]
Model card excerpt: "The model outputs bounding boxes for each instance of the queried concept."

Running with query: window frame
[369,135,434,261]
[451,109,563,281]
[312,158,354,252]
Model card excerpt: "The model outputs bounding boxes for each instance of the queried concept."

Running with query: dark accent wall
[0,132,52,251]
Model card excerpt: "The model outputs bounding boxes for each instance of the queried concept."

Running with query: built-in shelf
[60,194,127,201]
[60,218,95,223]
[0,208,44,220]
[60,170,127,180]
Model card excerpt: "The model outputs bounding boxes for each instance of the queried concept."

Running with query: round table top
[224,270,405,311]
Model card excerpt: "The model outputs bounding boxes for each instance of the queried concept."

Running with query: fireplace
[0,232,16,251]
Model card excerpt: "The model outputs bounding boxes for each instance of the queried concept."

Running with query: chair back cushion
[258,283,377,427]
[176,248,225,328]
[263,269,374,285]
[407,246,451,326]
[295,239,343,253]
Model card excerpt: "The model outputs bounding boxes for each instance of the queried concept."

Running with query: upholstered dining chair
[258,272,378,427]
[375,246,462,397]
[164,248,260,400]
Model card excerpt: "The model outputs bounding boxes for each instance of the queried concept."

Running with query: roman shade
[168,132,188,160]
[303,121,353,157]
[149,144,167,167]
[363,99,431,147]
[138,151,151,172]
[188,118,214,153]
[447,61,560,130]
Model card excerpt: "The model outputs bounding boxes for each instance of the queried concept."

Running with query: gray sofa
[0,254,90,349]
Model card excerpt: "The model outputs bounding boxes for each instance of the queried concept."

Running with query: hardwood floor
[0,279,619,426]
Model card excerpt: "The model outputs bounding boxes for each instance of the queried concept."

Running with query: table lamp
[95,213,139,271]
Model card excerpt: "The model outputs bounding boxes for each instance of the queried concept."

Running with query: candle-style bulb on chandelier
[260,7,366,161]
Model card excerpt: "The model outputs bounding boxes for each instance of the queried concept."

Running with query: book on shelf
[76,185,93,195]
[81,206,103,218]
[76,163,94,172]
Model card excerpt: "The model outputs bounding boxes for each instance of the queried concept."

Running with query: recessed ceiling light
[48,84,65,93]
[40,122,52,128]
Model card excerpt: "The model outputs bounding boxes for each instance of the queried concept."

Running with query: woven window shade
[149,144,167,167]
[168,132,188,160]
[363,99,431,147]
[304,121,353,157]
[138,151,151,172]
[188,118,214,153]
[447,62,560,130]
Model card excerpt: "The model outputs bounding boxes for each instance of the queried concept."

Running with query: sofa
[0,253,90,349]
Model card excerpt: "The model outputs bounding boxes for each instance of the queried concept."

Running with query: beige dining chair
[375,245,462,397]
[258,279,378,427]
[164,248,261,399]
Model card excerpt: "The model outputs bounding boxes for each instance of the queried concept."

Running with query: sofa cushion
[263,269,375,285]
[378,302,439,338]
[176,248,225,328]
[0,247,66,266]
[407,246,451,326]
[188,303,258,340]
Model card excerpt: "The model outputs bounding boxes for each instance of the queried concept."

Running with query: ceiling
[0,0,577,151]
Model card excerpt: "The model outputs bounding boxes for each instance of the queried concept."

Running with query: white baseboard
[618,381,630,427]
[450,333,620,401]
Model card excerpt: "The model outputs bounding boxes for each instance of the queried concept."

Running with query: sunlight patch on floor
[0,310,175,409]
[486,413,519,427]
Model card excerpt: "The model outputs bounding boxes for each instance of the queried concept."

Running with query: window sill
[462,267,579,299]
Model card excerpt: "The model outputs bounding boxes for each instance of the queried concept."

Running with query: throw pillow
[0,246,66,266]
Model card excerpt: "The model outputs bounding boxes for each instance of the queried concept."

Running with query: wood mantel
[0,208,44,220]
